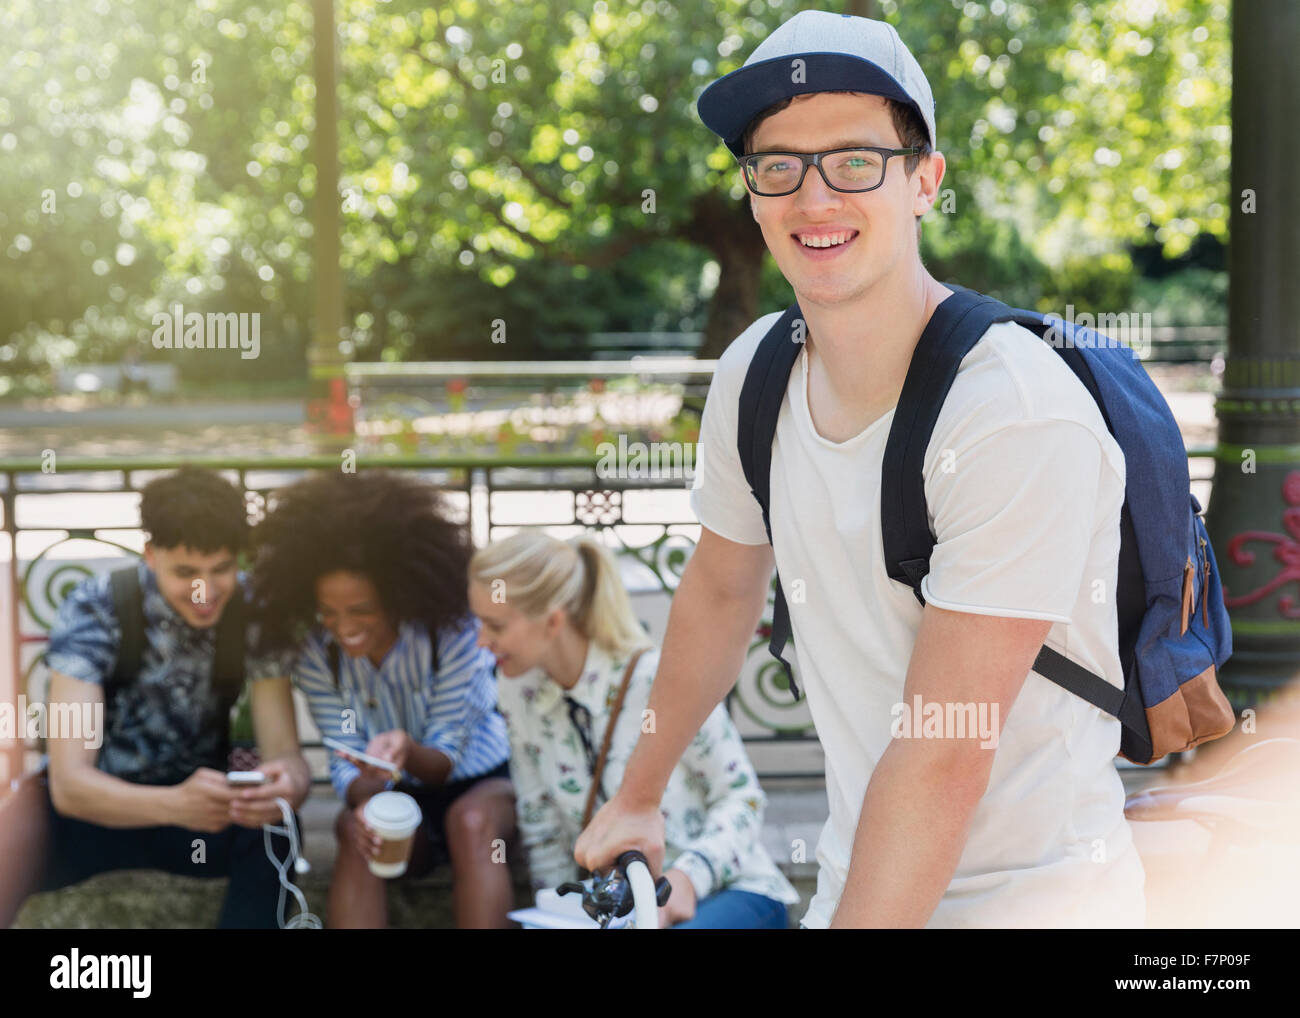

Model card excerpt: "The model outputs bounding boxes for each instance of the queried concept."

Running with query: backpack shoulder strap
[737,304,808,701]
[880,286,1013,597]
[738,304,806,514]
[881,286,1135,723]
[107,564,146,702]
[211,585,247,719]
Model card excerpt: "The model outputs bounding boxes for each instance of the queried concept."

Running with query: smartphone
[321,737,399,774]
[227,770,268,786]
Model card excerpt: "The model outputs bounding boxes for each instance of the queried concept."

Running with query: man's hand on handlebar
[574,791,666,877]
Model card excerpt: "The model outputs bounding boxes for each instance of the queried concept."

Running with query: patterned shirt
[496,640,800,907]
[43,560,271,786]
[283,618,510,800]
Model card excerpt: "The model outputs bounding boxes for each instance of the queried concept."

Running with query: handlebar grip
[614,849,650,872]
[616,850,672,909]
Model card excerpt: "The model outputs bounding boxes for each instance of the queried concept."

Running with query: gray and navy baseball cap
[697,10,937,159]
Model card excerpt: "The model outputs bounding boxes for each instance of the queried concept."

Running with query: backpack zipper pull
[1200,536,1210,627]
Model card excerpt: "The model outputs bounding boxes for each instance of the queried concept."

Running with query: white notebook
[507,886,633,930]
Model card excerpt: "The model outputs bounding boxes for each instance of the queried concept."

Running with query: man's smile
[792,227,860,257]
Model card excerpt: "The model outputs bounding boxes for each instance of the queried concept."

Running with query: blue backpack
[736,284,1235,765]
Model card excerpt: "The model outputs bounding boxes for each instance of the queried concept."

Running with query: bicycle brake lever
[655,876,672,907]
[556,853,670,927]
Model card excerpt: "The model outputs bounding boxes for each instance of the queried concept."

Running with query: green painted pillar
[1203,0,1300,711]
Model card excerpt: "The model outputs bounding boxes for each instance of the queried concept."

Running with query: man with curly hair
[0,466,311,929]
[249,469,515,929]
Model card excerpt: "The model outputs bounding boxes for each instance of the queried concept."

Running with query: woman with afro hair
[250,469,515,928]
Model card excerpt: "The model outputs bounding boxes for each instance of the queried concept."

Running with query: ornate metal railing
[1,449,1218,784]
[0,455,817,783]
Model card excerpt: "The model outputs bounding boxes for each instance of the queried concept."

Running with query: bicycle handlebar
[556,850,672,929]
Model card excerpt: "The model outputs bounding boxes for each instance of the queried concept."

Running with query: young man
[575,10,1146,928]
[0,467,312,928]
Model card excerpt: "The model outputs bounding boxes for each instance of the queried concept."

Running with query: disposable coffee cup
[362,791,423,878]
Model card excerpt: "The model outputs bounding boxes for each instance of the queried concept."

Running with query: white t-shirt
[689,307,1146,929]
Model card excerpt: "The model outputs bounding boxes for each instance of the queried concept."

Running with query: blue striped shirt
[290,617,510,800]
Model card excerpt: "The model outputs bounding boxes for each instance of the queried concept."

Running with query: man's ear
[751,199,758,221]
[912,150,947,218]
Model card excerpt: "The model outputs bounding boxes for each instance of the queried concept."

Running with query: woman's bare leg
[444,777,517,929]
[326,805,389,929]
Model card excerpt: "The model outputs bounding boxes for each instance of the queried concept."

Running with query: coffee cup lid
[364,791,422,835]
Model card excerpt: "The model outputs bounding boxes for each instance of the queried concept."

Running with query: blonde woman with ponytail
[468,531,798,928]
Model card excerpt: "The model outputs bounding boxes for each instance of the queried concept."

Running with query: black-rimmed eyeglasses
[740,146,922,197]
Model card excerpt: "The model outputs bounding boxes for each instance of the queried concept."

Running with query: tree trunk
[685,191,769,360]
[307,0,351,447]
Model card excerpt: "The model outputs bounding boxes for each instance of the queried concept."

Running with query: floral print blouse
[494,639,799,906]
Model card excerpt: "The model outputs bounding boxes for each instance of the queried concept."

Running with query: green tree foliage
[0,0,1231,385]
[0,0,321,385]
